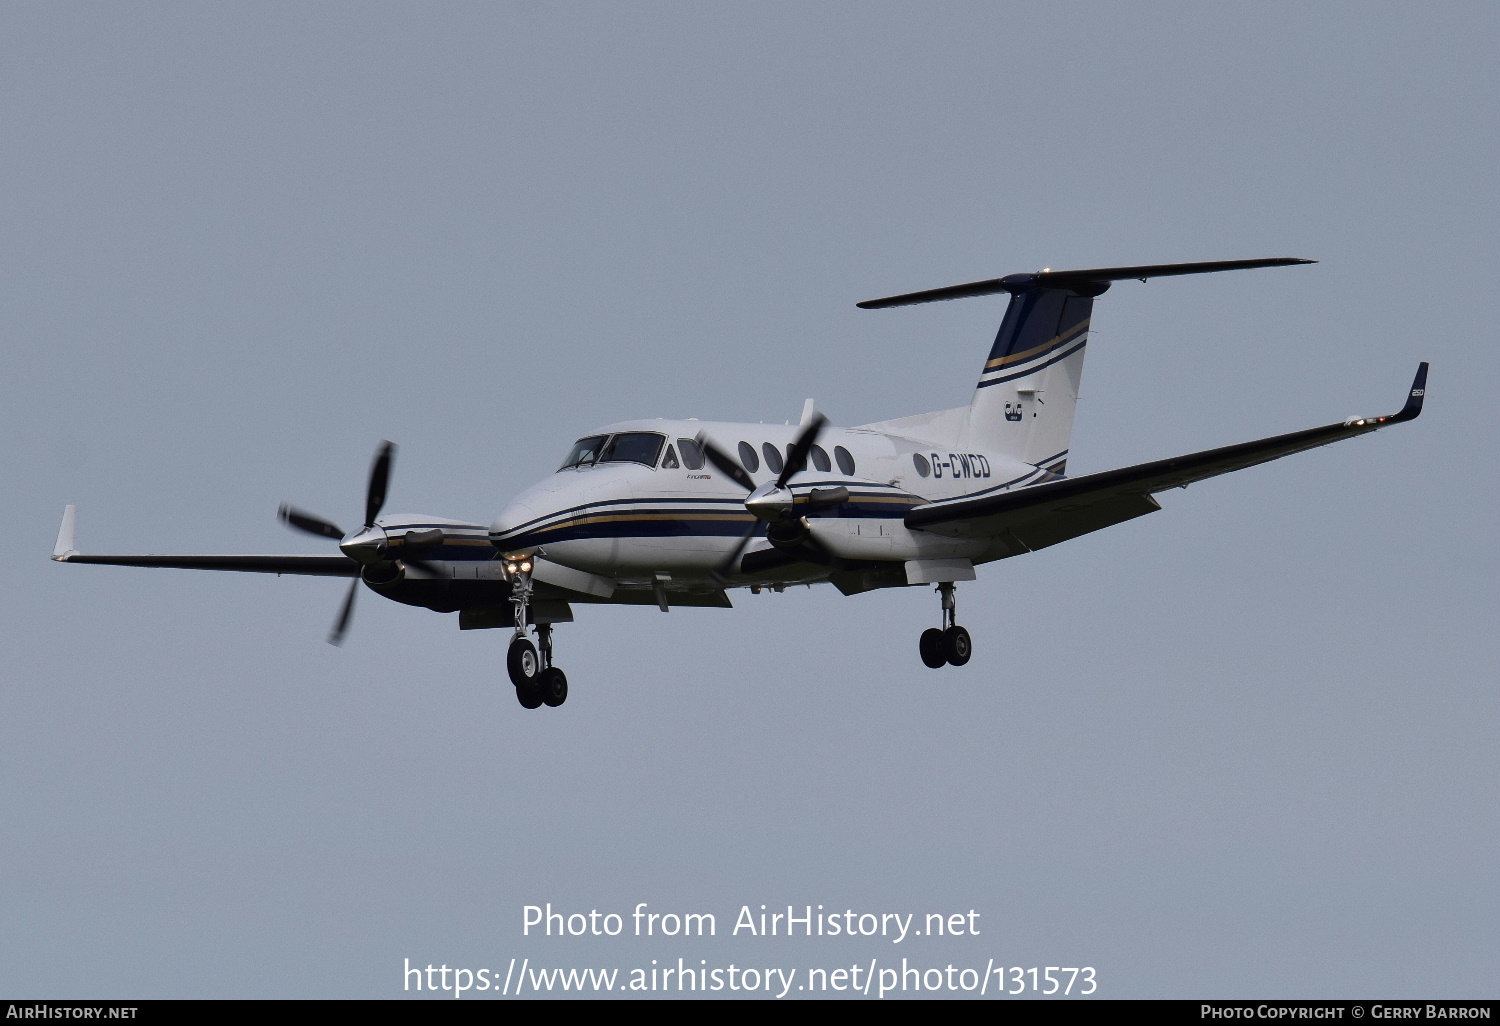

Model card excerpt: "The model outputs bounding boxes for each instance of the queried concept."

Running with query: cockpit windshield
[558,435,608,470]
[599,431,666,468]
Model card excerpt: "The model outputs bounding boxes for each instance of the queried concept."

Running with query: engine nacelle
[766,519,810,549]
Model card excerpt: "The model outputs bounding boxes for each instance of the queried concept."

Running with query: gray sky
[2,1,1495,999]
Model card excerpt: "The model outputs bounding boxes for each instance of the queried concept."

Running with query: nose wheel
[507,567,569,709]
[919,582,972,669]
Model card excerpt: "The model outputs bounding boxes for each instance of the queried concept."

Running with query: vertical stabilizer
[966,285,1095,472]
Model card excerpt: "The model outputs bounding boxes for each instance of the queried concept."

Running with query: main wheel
[919,627,947,669]
[943,625,972,666]
[540,666,568,707]
[507,636,541,687]
[515,680,544,709]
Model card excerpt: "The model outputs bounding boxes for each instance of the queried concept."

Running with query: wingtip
[52,505,79,561]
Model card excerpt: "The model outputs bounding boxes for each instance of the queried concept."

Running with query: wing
[53,552,360,576]
[906,363,1427,552]
[50,506,360,576]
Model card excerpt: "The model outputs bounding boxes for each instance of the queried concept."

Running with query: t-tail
[858,257,1317,473]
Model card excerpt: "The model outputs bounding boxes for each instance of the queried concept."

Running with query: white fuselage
[488,418,1053,589]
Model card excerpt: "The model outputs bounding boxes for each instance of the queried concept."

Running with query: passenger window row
[735,440,856,477]
[562,432,856,476]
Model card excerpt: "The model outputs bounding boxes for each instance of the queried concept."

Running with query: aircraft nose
[339,525,389,564]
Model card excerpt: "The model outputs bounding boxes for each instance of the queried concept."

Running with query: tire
[507,636,541,687]
[540,666,568,707]
[919,627,947,669]
[515,681,544,709]
[943,625,972,666]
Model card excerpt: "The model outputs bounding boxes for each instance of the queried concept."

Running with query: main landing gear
[919,581,971,669]
[506,565,568,709]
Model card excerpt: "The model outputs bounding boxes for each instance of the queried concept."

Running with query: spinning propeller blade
[279,440,401,645]
[278,504,344,540]
[328,578,358,646]
[364,441,394,527]
[701,412,842,581]
[695,433,757,493]
[778,413,826,489]
[711,522,763,585]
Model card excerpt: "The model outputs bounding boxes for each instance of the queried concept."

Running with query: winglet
[1341,363,1428,429]
[53,505,79,561]
[1387,362,1428,423]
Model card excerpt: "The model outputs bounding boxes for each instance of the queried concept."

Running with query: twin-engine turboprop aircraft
[53,257,1427,709]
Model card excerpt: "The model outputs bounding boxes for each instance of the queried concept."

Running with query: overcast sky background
[2,1,1495,1000]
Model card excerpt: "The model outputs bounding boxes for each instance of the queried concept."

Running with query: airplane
[52,257,1427,710]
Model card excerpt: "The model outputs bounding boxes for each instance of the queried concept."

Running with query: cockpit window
[661,444,680,469]
[677,438,705,470]
[559,435,608,470]
[599,431,666,468]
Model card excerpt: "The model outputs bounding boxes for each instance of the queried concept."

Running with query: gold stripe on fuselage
[521,499,923,540]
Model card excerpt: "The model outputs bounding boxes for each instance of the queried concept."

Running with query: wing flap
[1003,493,1163,552]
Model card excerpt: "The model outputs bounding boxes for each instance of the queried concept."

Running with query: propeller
[696,413,848,582]
[278,440,435,646]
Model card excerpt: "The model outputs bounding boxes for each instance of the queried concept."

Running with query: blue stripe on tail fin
[979,289,1095,389]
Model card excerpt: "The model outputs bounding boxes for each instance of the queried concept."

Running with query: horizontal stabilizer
[857,257,1315,309]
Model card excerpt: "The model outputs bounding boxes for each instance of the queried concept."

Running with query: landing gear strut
[919,581,971,669]
[507,563,568,709]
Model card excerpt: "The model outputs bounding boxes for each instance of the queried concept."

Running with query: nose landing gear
[506,564,568,709]
[919,581,972,669]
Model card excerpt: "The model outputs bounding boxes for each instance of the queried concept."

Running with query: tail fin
[968,284,1095,470]
[857,258,1316,474]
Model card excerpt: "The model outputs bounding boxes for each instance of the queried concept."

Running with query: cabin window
[677,438,705,470]
[912,452,931,478]
[810,444,831,472]
[599,431,665,468]
[762,442,784,475]
[835,445,856,475]
[559,434,608,470]
[661,444,680,469]
[738,441,760,473]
